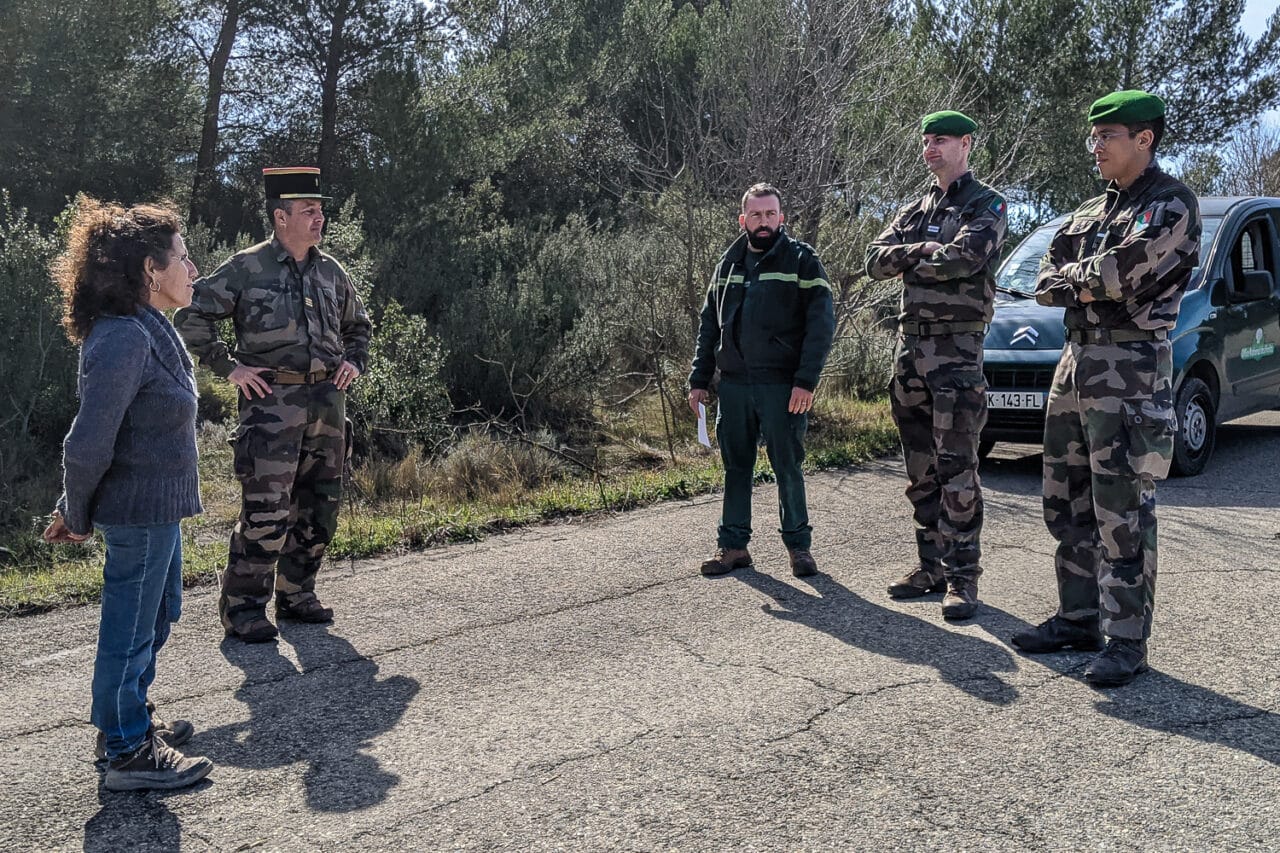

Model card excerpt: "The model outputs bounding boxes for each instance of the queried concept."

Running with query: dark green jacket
[689,227,835,391]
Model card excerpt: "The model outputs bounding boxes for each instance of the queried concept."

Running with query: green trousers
[715,380,811,551]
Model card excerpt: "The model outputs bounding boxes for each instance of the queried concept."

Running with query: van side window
[1229,219,1275,299]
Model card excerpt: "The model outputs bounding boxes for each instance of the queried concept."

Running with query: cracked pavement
[2,414,1280,851]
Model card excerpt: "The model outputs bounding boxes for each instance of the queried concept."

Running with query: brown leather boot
[788,549,817,577]
[887,566,946,599]
[700,548,752,576]
[941,576,979,620]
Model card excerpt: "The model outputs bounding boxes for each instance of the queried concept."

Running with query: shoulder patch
[1134,202,1166,232]
[989,197,1007,217]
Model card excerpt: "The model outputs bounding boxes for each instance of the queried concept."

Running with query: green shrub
[194,367,238,424]
[0,192,76,534]
[348,299,452,458]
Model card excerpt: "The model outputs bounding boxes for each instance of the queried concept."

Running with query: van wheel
[1171,377,1216,477]
[978,439,995,459]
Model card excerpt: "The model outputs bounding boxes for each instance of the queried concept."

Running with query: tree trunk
[190,0,243,227]
[317,2,348,179]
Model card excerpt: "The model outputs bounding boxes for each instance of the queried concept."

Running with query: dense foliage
[1,0,1278,537]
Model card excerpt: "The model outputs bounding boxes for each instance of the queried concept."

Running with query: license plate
[986,390,1045,409]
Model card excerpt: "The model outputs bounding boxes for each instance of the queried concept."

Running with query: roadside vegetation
[0,388,896,615]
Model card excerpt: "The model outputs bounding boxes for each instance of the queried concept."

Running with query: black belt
[1065,328,1167,344]
[899,320,987,336]
[267,369,333,385]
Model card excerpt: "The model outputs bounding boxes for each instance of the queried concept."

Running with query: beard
[747,226,779,252]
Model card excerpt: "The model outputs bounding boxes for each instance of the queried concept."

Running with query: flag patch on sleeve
[1133,202,1165,232]
[989,198,1007,217]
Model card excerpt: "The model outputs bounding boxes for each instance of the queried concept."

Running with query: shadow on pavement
[980,604,1280,765]
[83,782,198,852]
[1093,671,1280,766]
[201,625,420,812]
[731,568,1019,705]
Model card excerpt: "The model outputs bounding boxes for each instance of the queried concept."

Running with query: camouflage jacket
[864,171,1008,324]
[689,227,835,392]
[174,237,371,378]
[1034,162,1201,332]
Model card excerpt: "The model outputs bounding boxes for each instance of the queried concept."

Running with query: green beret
[1088,90,1165,125]
[920,110,978,136]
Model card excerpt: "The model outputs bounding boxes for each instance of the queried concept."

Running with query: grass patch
[0,395,896,615]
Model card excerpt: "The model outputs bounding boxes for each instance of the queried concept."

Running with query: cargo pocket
[1120,400,1175,479]
[933,371,988,434]
[230,425,257,481]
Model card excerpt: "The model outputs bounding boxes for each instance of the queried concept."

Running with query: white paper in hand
[697,402,712,449]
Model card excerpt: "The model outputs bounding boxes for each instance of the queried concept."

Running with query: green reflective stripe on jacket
[755,271,829,289]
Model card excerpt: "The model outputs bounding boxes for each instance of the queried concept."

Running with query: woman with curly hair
[42,198,213,791]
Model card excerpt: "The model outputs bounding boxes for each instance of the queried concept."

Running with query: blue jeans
[91,523,184,760]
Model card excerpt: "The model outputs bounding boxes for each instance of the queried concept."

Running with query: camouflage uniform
[1034,163,1200,640]
[866,172,1008,583]
[174,238,371,628]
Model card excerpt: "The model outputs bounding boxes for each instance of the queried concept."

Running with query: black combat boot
[941,577,979,620]
[887,566,946,599]
[1011,615,1104,653]
[276,595,335,624]
[221,597,279,643]
[1084,638,1149,687]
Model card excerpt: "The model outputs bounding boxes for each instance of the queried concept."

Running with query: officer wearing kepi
[866,111,1008,620]
[175,167,371,642]
[1012,91,1200,686]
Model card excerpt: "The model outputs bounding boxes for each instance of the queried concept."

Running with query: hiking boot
[888,566,946,599]
[700,548,752,577]
[104,731,213,792]
[224,614,279,643]
[95,701,193,761]
[275,596,334,624]
[788,549,818,578]
[1010,615,1104,653]
[941,577,979,620]
[1084,638,1149,687]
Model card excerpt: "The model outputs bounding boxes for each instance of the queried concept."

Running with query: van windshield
[996,215,1222,295]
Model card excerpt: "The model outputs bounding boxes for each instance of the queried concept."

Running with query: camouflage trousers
[1042,340,1175,640]
[890,332,987,579]
[221,381,346,626]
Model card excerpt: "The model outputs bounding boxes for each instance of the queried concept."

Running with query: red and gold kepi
[262,166,330,200]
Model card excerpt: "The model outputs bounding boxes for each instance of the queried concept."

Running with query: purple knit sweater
[57,304,203,535]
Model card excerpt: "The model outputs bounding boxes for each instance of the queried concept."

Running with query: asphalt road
[3,414,1279,852]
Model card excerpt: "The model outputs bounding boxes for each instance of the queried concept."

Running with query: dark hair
[1128,117,1165,154]
[266,198,294,226]
[51,197,182,343]
[741,182,783,213]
